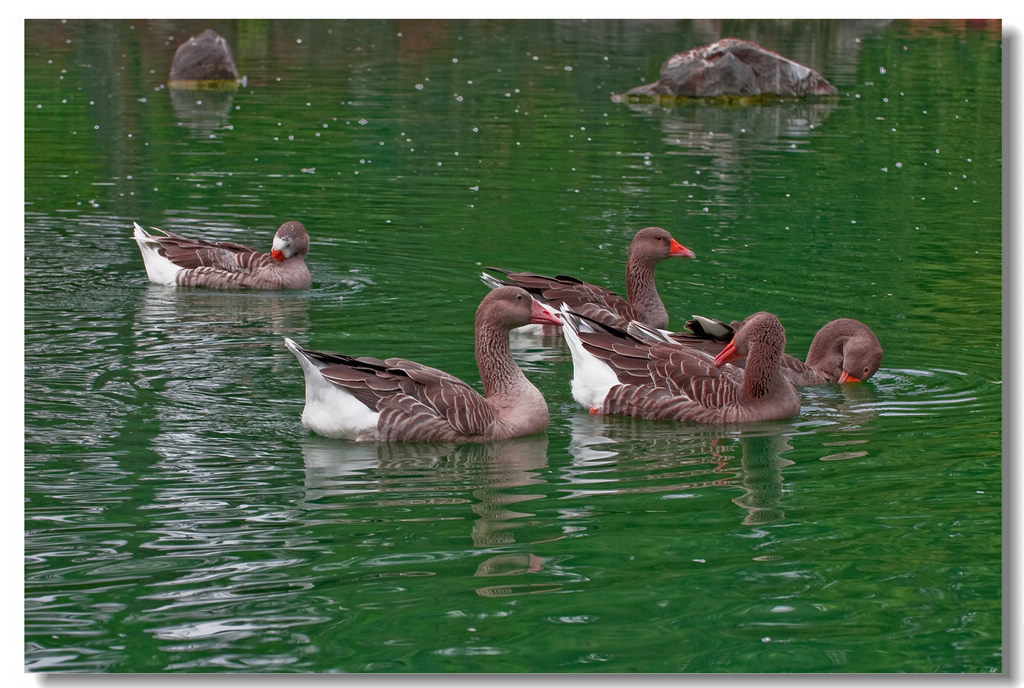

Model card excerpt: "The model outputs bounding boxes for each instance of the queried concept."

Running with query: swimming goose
[285,286,560,442]
[482,226,695,330]
[133,221,311,289]
[561,308,801,424]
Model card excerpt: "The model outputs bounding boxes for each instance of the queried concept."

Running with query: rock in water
[169,28,239,83]
[619,38,837,101]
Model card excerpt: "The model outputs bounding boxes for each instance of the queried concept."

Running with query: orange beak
[837,370,861,384]
[271,249,286,262]
[713,340,740,367]
[669,238,696,259]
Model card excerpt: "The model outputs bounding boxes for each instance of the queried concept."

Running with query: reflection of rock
[617,38,837,102]
[618,95,835,162]
[169,29,239,83]
[474,580,562,598]
[629,97,837,151]
[170,87,237,134]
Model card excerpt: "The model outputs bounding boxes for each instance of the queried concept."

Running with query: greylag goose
[675,315,883,384]
[133,221,311,289]
[284,286,561,442]
[482,226,695,330]
[561,308,801,424]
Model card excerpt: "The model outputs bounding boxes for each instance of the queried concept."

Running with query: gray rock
[620,37,837,101]
[169,28,239,83]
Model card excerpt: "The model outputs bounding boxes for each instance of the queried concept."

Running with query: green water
[24,19,1002,673]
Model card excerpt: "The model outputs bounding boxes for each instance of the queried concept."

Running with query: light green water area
[24,19,1002,673]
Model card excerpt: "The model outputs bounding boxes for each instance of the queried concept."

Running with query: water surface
[24,18,1002,673]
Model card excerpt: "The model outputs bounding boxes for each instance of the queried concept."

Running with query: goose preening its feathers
[676,314,883,384]
[133,221,311,289]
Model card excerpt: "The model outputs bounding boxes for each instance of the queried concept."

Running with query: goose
[285,286,560,442]
[560,308,801,424]
[133,221,311,289]
[675,315,883,384]
[482,226,695,330]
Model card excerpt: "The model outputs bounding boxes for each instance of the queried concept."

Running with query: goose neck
[475,320,525,398]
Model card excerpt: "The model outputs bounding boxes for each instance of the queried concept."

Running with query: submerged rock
[168,28,240,85]
[618,37,838,102]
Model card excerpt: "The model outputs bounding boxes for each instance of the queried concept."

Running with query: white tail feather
[692,314,732,339]
[559,306,618,410]
[132,222,182,286]
[284,338,380,440]
[480,272,506,290]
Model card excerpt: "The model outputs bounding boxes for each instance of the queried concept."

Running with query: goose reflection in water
[564,411,739,493]
[466,436,565,598]
[799,378,882,442]
[299,434,556,597]
[131,285,312,426]
[565,412,805,526]
[135,282,313,339]
[730,430,795,525]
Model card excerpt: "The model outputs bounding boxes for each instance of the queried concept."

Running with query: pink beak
[529,300,561,326]
[713,340,741,367]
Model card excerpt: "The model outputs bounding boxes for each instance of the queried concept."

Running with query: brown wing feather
[319,356,410,409]
[376,395,467,442]
[668,332,728,357]
[486,267,637,328]
[575,323,747,411]
[389,359,496,436]
[320,355,496,439]
[670,328,815,383]
[602,384,726,422]
[155,230,266,272]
